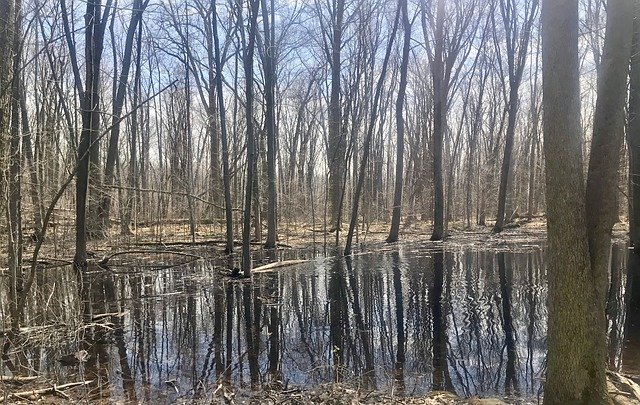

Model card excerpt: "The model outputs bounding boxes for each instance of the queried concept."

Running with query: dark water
[0,243,637,402]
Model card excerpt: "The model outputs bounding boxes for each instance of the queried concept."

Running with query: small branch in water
[3,380,93,400]
[252,260,309,273]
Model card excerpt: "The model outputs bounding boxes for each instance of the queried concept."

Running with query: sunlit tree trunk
[628,1,640,252]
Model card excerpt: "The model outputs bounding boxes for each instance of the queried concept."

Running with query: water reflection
[0,245,635,402]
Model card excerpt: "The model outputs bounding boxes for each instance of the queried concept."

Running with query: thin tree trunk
[344,2,399,256]
[387,0,410,243]
[19,81,44,235]
[100,0,147,234]
[8,0,22,331]
[430,0,445,241]
[242,0,260,276]
[211,0,234,254]
[493,0,538,233]
[327,0,346,232]
[261,0,277,248]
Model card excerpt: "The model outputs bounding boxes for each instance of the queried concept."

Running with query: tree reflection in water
[0,245,635,402]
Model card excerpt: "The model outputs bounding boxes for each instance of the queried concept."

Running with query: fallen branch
[3,380,93,401]
[252,260,309,273]
[131,239,290,248]
[0,376,38,383]
[99,250,202,265]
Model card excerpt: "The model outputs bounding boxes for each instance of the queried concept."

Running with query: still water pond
[1,243,637,402]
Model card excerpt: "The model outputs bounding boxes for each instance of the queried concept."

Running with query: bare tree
[492,0,539,233]
[242,0,261,276]
[261,0,277,248]
[61,0,114,267]
[387,0,411,243]
[100,0,149,234]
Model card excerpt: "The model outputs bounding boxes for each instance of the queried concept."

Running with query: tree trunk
[8,0,22,331]
[211,0,234,254]
[584,0,633,396]
[493,0,538,233]
[628,1,640,252]
[101,0,147,234]
[327,0,346,232]
[242,0,260,276]
[67,0,112,268]
[430,0,445,241]
[541,0,623,402]
[387,0,410,243]
[261,0,277,248]
[344,2,399,255]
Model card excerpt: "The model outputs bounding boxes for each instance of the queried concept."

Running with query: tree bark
[542,0,625,402]
[628,1,640,252]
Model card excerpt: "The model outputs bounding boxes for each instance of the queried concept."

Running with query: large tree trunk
[628,2,640,252]
[584,0,633,396]
[542,0,630,402]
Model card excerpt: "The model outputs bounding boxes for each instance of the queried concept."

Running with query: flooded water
[1,243,637,402]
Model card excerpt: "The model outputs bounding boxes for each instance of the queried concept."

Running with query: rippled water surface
[1,243,637,402]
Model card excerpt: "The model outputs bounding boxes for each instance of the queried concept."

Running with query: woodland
[0,0,638,403]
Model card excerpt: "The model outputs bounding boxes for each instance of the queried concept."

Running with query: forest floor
[23,215,629,266]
